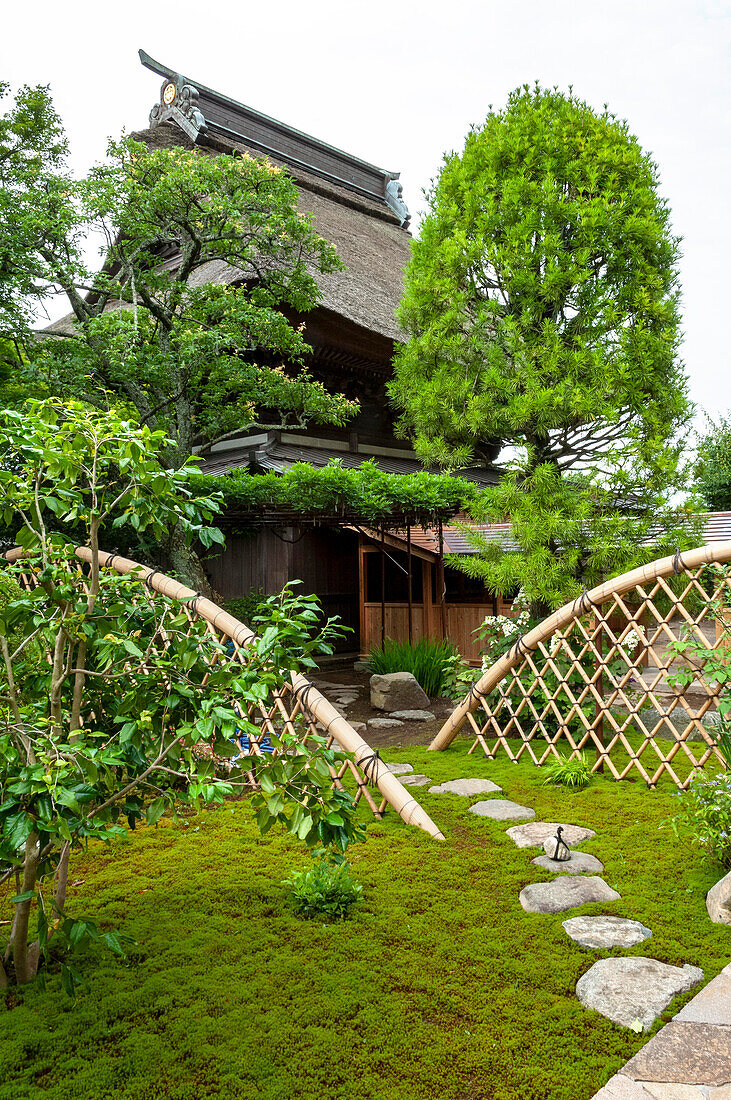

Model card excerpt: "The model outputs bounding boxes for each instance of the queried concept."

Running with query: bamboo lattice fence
[5,546,445,840]
[429,542,731,789]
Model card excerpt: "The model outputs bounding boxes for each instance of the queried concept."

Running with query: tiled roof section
[411,513,731,558]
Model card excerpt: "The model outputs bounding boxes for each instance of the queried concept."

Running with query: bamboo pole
[429,541,731,752]
[3,546,445,840]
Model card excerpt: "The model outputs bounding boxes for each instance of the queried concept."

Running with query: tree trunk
[13,831,40,983]
[163,524,213,597]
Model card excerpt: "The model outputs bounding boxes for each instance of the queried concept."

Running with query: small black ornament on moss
[543,825,572,862]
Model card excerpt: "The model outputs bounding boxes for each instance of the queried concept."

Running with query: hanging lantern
[543,825,571,862]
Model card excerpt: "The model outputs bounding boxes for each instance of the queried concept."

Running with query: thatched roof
[129,119,411,343]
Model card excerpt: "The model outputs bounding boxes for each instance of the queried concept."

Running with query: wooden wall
[205,527,360,650]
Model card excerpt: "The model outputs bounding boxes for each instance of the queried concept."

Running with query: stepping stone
[335,694,358,706]
[385,763,413,776]
[367,718,403,729]
[349,721,367,734]
[400,773,432,787]
[675,961,731,1026]
[469,799,535,821]
[428,778,502,796]
[576,957,703,1031]
[388,710,435,721]
[532,851,604,876]
[506,821,596,849]
[562,915,652,949]
[519,876,620,914]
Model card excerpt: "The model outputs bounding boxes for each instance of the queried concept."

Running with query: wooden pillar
[358,538,367,656]
[437,520,447,639]
[380,526,386,648]
[407,524,413,645]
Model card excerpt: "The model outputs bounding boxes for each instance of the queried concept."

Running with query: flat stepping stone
[385,763,413,776]
[335,694,358,706]
[429,778,502,796]
[506,821,596,849]
[349,721,367,733]
[388,710,435,721]
[367,718,403,729]
[532,851,604,876]
[576,957,703,1031]
[469,799,535,821]
[519,876,620,914]
[400,773,432,787]
[562,915,652,949]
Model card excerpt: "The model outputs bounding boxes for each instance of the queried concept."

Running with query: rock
[334,694,359,706]
[532,851,605,876]
[314,680,359,691]
[388,709,436,721]
[353,660,370,671]
[367,717,404,729]
[506,821,596,848]
[706,869,731,925]
[519,876,620,914]
[400,773,432,787]
[370,672,430,712]
[428,778,502,796]
[576,957,703,1031]
[349,721,367,733]
[385,763,413,775]
[543,826,572,861]
[468,799,535,821]
[562,915,652,949]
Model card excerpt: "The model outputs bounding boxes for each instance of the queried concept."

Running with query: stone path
[388,767,711,1052]
[590,961,731,1098]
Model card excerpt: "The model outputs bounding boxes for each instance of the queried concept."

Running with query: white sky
[3,0,730,432]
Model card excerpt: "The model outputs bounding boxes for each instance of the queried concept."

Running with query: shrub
[225,589,268,627]
[283,852,362,921]
[543,753,593,789]
[672,771,731,869]
[367,637,459,697]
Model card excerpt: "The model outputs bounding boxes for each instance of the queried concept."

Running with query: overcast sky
[3,0,730,432]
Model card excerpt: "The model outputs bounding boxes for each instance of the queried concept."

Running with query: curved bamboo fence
[5,545,445,840]
[430,542,731,789]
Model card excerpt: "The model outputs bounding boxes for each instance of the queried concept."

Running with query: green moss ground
[1,744,729,1100]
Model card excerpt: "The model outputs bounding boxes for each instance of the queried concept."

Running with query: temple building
[133,51,503,658]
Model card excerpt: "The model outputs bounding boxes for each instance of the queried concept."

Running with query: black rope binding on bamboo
[359,749,382,788]
[509,634,535,661]
[673,547,687,575]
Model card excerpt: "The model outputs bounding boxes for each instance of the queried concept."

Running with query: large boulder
[706,868,731,924]
[370,672,430,711]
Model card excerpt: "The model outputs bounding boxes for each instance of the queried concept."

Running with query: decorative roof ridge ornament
[385,177,410,230]
[147,65,207,143]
